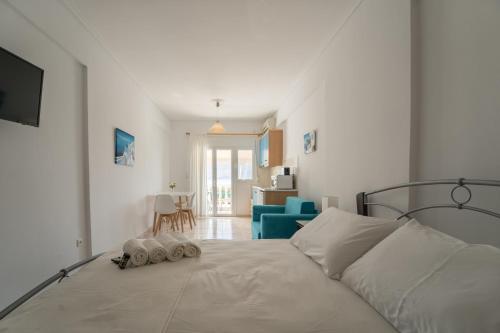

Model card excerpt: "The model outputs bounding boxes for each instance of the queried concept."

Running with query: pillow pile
[341,220,500,333]
[291,208,500,333]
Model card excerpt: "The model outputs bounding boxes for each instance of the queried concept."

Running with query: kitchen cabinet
[258,129,283,167]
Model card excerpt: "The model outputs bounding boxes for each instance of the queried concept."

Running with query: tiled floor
[142,216,252,240]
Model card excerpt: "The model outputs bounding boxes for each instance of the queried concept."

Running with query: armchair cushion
[252,205,285,222]
[261,213,318,239]
[284,197,316,215]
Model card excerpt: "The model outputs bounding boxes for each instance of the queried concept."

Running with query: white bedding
[0,240,397,333]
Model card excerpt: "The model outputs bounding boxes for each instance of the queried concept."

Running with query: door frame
[208,147,235,217]
[207,145,255,217]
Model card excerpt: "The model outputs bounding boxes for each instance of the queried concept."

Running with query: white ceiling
[65,0,357,120]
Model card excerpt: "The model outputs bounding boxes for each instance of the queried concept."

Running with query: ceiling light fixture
[208,99,225,134]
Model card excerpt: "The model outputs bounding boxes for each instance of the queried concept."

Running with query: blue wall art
[114,128,135,167]
[304,130,317,154]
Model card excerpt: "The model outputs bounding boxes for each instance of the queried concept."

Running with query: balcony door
[206,147,254,216]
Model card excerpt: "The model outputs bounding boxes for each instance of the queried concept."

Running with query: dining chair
[178,193,196,230]
[153,194,179,235]
[174,195,186,232]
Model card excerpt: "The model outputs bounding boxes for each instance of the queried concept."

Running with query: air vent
[262,117,277,132]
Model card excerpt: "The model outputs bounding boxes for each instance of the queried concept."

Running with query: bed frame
[357,178,500,220]
[0,252,103,320]
[2,177,499,321]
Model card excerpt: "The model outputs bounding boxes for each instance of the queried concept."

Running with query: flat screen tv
[0,46,44,127]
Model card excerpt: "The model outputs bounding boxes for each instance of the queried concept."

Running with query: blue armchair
[252,197,318,239]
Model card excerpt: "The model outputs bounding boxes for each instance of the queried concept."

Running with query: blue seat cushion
[284,197,316,215]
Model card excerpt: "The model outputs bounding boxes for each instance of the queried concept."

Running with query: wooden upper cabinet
[259,129,283,167]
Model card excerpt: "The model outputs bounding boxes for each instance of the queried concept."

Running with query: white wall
[412,0,500,246]
[0,0,170,308]
[277,0,500,246]
[277,0,412,213]
[5,0,172,254]
[0,0,87,309]
[85,61,170,252]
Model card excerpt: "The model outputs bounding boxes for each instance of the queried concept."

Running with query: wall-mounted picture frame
[114,128,135,167]
[304,130,316,154]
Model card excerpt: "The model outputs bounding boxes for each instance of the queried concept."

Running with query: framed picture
[114,128,135,167]
[304,130,316,154]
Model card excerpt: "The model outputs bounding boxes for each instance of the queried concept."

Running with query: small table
[156,192,194,207]
[296,220,311,229]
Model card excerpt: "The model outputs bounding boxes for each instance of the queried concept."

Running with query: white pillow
[290,207,398,279]
[342,220,500,333]
[397,244,500,333]
[341,219,467,323]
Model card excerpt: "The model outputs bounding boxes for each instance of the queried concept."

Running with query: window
[237,150,253,180]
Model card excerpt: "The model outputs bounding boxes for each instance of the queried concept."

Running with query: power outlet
[76,238,84,248]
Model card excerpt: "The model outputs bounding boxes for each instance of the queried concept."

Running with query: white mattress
[0,240,397,333]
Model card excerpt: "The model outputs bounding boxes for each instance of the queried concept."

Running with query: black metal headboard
[357,178,500,220]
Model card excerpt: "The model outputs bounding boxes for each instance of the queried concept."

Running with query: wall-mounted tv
[0,46,44,127]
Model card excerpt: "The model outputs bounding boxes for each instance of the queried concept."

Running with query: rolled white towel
[123,239,149,266]
[170,233,202,258]
[141,238,168,264]
[155,234,184,262]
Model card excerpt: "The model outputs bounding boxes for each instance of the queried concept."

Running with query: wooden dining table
[154,191,195,232]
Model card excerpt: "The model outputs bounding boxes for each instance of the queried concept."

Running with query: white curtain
[188,134,208,216]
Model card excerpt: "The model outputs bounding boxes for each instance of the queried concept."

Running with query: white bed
[3,178,499,333]
[0,240,397,333]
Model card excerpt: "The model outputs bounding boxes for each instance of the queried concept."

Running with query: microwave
[271,175,294,190]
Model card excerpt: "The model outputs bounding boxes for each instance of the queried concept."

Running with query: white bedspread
[0,240,397,333]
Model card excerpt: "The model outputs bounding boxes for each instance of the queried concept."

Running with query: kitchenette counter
[252,186,296,192]
[252,186,298,205]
